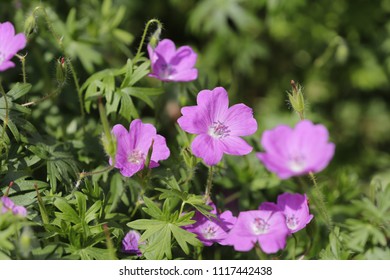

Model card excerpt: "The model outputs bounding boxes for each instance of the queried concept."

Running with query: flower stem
[0,80,9,152]
[21,87,61,107]
[31,6,85,120]
[135,19,163,60]
[204,166,214,201]
[15,54,27,83]
[308,172,332,230]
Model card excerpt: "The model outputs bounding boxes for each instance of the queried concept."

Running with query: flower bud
[56,57,67,87]
[148,25,162,49]
[24,14,36,36]
[288,80,305,118]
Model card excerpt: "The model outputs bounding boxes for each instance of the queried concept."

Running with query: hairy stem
[204,166,214,201]
[135,19,163,59]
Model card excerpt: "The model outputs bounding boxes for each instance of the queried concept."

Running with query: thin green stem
[15,54,27,83]
[135,19,163,59]
[31,6,85,119]
[21,87,61,107]
[204,166,214,201]
[292,233,297,260]
[308,172,332,230]
[0,80,9,146]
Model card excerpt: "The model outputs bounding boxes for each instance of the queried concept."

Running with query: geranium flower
[110,119,170,177]
[177,87,258,165]
[257,120,335,179]
[122,230,143,256]
[148,39,198,82]
[184,202,237,246]
[259,193,313,234]
[1,196,27,217]
[223,210,289,253]
[0,21,27,72]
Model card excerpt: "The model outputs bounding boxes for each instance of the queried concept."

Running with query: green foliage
[1,0,390,261]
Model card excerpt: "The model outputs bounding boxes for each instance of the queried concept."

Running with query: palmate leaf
[127,196,202,260]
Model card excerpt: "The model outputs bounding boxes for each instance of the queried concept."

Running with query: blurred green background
[1,0,390,259]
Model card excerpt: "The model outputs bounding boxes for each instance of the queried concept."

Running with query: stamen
[252,217,270,235]
[208,121,230,139]
[127,150,145,164]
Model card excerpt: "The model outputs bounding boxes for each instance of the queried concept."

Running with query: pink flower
[177,87,258,165]
[184,203,237,246]
[1,196,27,217]
[122,230,143,256]
[223,210,289,253]
[110,119,170,177]
[260,193,313,234]
[148,39,198,82]
[0,21,27,72]
[257,120,335,179]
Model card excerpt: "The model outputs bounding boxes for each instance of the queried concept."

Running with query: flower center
[127,150,145,164]
[252,217,270,235]
[202,224,217,240]
[159,62,175,78]
[288,154,306,172]
[286,214,299,230]
[208,121,230,139]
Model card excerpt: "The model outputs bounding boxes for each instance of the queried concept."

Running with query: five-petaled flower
[0,21,27,72]
[223,210,289,253]
[110,119,170,177]
[122,230,143,256]
[177,87,258,165]
[256,120,335,179]
[1,196,27,217]
[259,193,313,234]
[184,202,237,246]
[148,39,198,82]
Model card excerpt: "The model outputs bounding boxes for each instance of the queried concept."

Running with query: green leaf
[170,223,202,255]
[54,198,81,225]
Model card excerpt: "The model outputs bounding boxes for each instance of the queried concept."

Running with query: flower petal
[151,134,170,163]
[170,46,197,71]
[177,105,209,134]
[169,68,198,82]
[224,103,258,136]
[196,87,229,123]
[154,39,177,62]
[220,136,253,156]
[191,134,224,165]
[129,119,156,154]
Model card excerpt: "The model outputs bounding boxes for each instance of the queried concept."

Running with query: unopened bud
[182,147,197,168]
[56,57,67,87]
[24,14,36,36]
[288,80,305,118]
[148,25,162,49]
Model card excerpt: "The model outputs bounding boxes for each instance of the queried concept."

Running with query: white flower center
[286,214,299,230]
[208,121,230,139]
[252,217,270,235]
[127,150,145,164]
[202,224,217,240]
[288,154,306,172]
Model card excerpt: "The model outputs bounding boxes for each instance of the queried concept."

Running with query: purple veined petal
[5,33,26,58]
[223,103,258,136]
[147,44,158,64]
[196,87,229,123]
[191,134,224,165]
[260,125,292,160]
[170,46,197,71]
[219,136,253,156]
[154,39,177,62]
[119,162,144,177]
[177,105,209,134]
[122,230,143,256]
[277,193,313,233]
[0,22,16,51]
[129,119,156,154]
[111,124,133,169]
[150,134,170,164]
[168,68,198,82]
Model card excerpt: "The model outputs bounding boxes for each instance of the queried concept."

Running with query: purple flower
[257,120,335,179]
[177,87,258,165]
[184,203,237,246]
[122,230,143,256]
[259,193,313,234]
[223,210,289,253]
[0,21,27,72]
[110,119,170,177]
[1,196,27,217]
[148,39,198,82]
